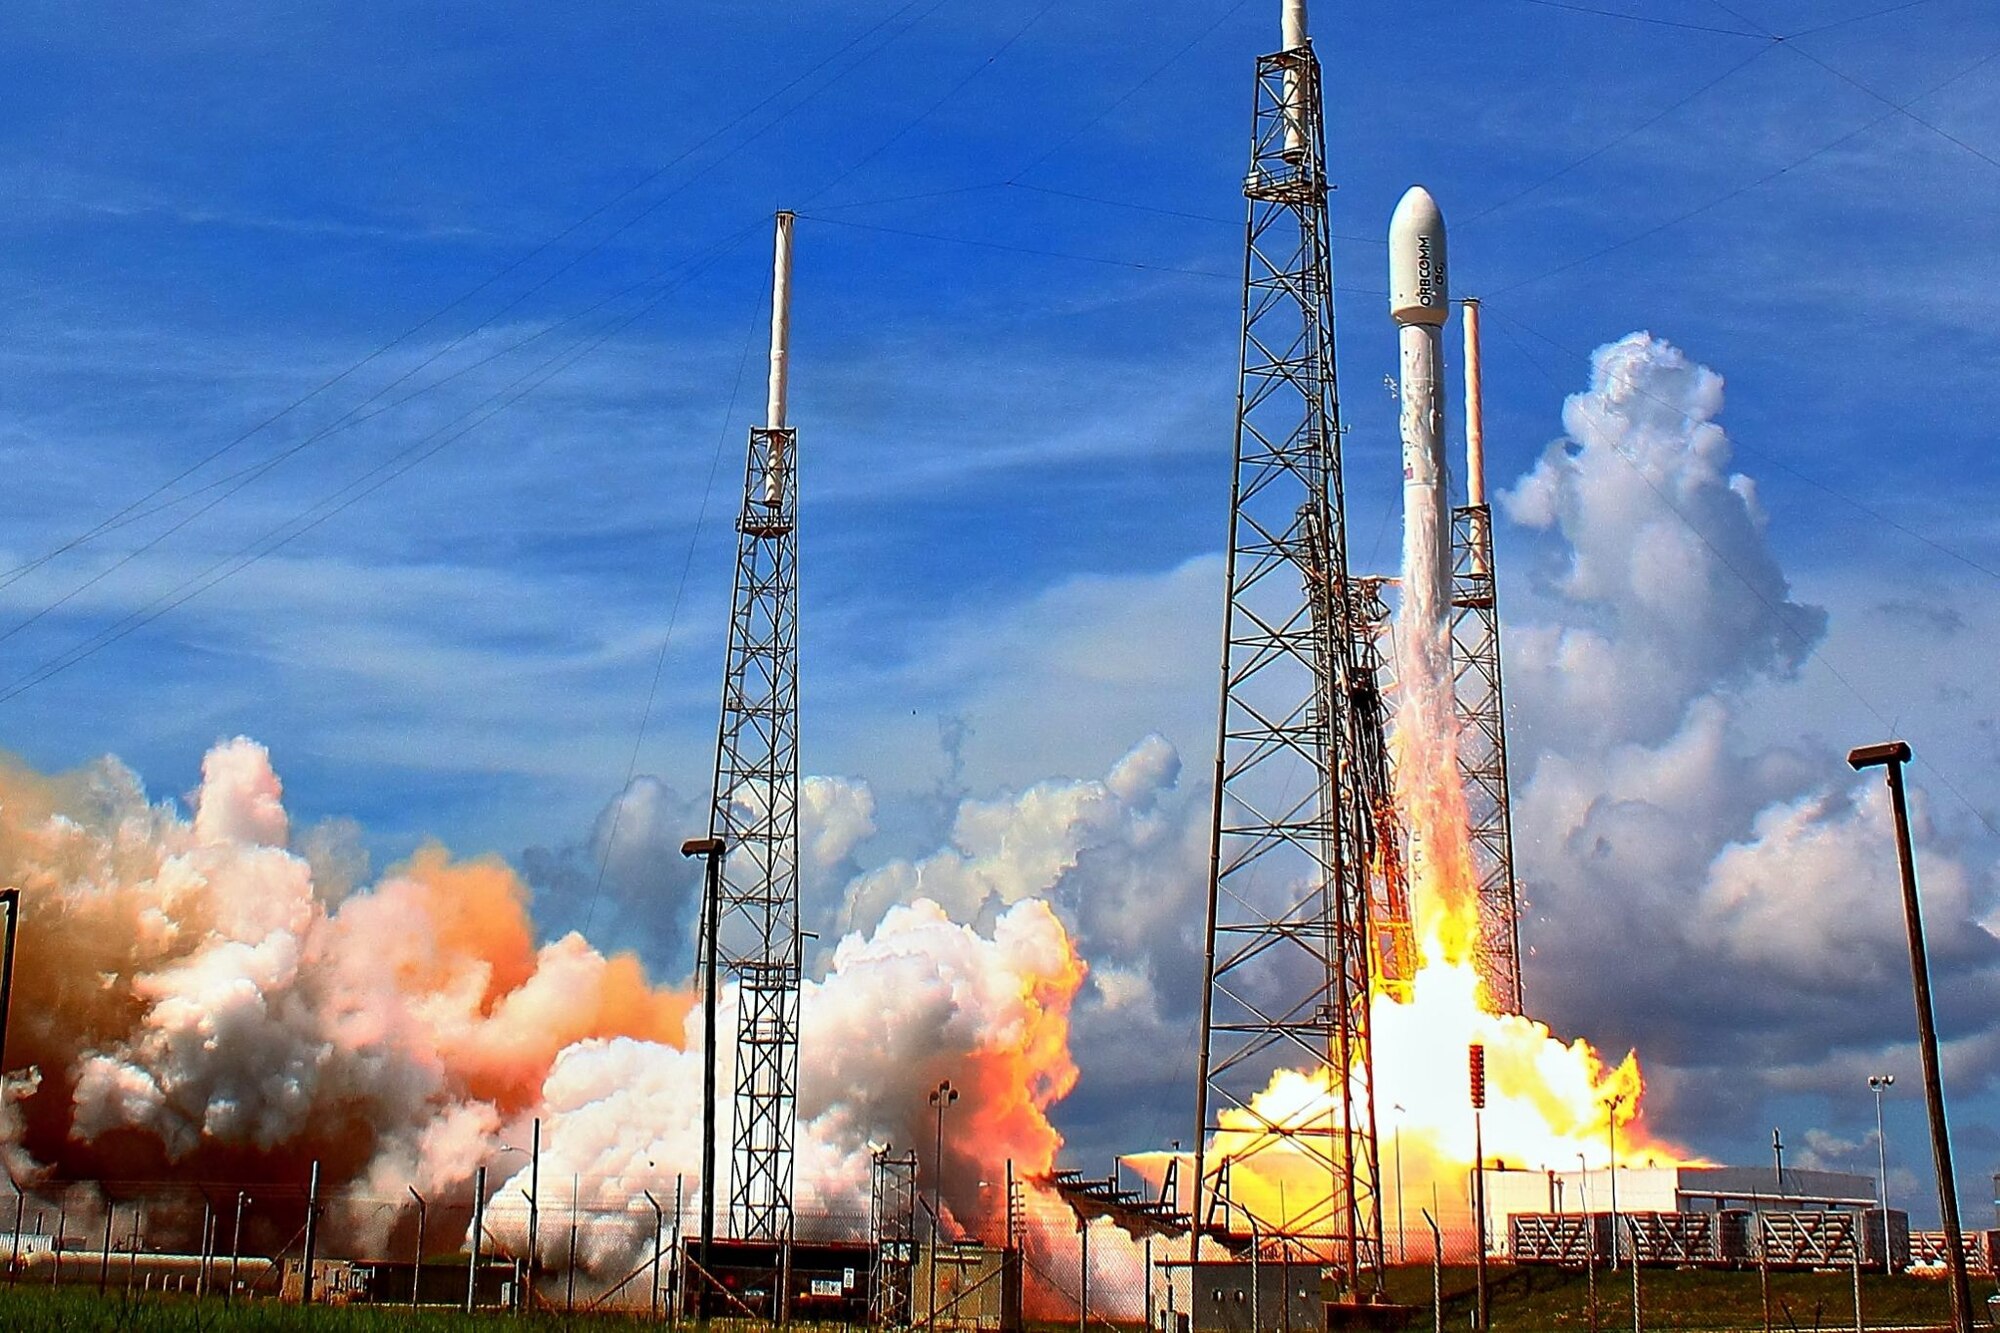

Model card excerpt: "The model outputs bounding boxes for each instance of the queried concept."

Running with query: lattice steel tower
[1192,0,1386,1299]
[1449,298,1525,1014]
[707,210,802,1242]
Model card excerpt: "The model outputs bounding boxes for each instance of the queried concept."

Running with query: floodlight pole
[1869,1074,1894,1275]
[682,835,727,1315]
[408,1187,426,1309]
[1847,740,1973,1333]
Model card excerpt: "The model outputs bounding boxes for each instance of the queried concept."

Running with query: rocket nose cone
[1390,186,1449,326]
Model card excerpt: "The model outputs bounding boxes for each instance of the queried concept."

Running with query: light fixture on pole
[407,1186,426,1309]
[1604,1093,1625,1272]
[928,1078,959,1329]
[1848,739,1973,1333]
[1869,1074,1895,1276]
[1393,1103,1407,1265]
[1469,1046,1488,1333]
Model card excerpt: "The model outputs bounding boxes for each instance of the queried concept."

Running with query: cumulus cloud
[1498,334,2000,1152]
[1503,333,1829,754]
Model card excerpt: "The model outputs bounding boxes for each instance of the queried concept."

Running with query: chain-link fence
[0,1172,1504,1323]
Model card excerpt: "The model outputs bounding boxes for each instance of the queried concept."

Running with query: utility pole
[645,1190,666,1320]
[525,1118,541,1311]
[1470,1045,1488,1332]
[230,1192,249,1303]
[1869,1074,1895,1275]
[1605,1093,1625,1272]
[466,1165,487,1315]
[408,1187,426,1309]
[301,1161,321,1306]
[0,889,20,1080]
[928,1079,958,1329]
[1848,740,1975,1333]
[681,834,727,1316]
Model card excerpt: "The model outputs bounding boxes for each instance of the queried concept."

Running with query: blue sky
[5,1,2000,1218]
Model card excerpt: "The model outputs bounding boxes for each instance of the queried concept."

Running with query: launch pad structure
[705,211,804,1251]
[1191,1,1390,1301]
[1450,299,1527,1016]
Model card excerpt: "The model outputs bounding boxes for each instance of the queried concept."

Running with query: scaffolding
[1192,34,1386,1301]
[870,1150,919,1327]
[707,213,803,1245]
[1449,503,1524,1015]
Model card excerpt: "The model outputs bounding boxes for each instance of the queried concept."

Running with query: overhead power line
[4,0,952,592]
[1485,40,2000,295]
[0,224,766,708]
[1459,40,1780,229]
[1511,0,1767,38]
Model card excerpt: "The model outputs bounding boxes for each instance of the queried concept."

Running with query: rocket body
[1390,187,1450,649]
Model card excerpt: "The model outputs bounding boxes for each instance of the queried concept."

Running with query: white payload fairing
[1390,185,1450,648]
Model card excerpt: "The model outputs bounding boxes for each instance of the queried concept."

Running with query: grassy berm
[1380,1261,1978,1330]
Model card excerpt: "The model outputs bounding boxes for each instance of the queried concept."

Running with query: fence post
[1758,1215,1770,1333]
[1420,1209,1441,1333]
[97,1202,112,1295]
[1079,1216,1090,1333]
[1144,1233,1154,1333]
[1850,1222,1862,1333]
[1626,1219,1640,1333]
[1585,1212,1597,1333]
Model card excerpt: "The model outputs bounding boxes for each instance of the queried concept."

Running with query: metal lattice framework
[870,1149,919,1327]
[708,417,801,1243]
[1347,576,1415,1002]
[1449,504,1525,1015]
[1192,40,1385,1298]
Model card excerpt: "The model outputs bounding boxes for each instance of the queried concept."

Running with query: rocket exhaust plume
[1169,190,1692,1254]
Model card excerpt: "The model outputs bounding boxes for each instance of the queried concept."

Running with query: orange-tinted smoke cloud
[0,737,1098,1290]
[0,738,688,1199]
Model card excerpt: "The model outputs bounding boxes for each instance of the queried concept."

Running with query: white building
[1481,1164,1876,1257]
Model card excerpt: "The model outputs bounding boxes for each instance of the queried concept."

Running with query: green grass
[0,1273,1989,1332]
[1379,1262,1981,1330]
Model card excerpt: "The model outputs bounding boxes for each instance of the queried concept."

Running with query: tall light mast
[707,210,802,1245]
[1193,0,1387,1300]
[1450,298,1526,1015]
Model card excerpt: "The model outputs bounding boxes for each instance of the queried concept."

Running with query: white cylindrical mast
[1282,0,1309,160]
[1463,296,1484,508]
[1390,185,1450,643]
[1463,296,1490,575]
[766,211,795,431]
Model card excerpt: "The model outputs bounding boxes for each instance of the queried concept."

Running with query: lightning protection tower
[1193,0,1386,1299]
[706,210,802,1246]
[1449,298,1525,1015]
